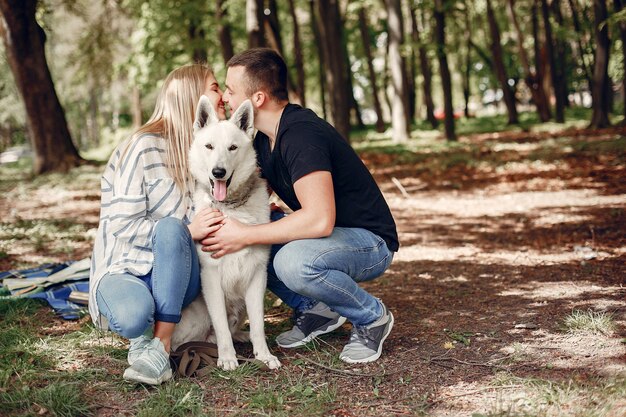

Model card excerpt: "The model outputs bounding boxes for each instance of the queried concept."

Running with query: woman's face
[203,75,226,120]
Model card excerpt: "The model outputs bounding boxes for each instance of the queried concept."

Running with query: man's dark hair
[227,48,289,102]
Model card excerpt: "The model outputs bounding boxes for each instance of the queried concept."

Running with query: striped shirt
[88,134,193,328]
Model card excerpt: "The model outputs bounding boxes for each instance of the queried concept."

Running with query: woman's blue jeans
[267,212,394,327]
[95,217,201,339]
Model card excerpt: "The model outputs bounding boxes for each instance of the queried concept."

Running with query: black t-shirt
[254,104,399,252]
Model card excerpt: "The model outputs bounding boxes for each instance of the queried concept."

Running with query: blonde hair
[131,64,214,195]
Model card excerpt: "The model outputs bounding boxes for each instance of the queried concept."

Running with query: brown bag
[169,341,271,377]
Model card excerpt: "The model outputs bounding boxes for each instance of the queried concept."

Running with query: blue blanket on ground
[0,260,90,320]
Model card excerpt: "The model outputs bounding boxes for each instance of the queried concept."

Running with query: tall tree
[216,0,234,64]
[411,5,437,128]
[507,0,551,122]
[358,5,385,132]
[287,0,306,106]
[309,0,327,119]
[247,0,265,48]
[434,0,456,141]
[614,0,626,120]
[315,0,351,140]
[589,0,611,128]
[541,0,565,122]
[550,0,569,108]
[461,1,472,118]
[0,0,84,173]
[486,0,518,124]
[384,0,410,142]
[567,0,593,85]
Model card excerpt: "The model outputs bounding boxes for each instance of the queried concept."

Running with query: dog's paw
[217,357,239,370]
[258,354,282,370]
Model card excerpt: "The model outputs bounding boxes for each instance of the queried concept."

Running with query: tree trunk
[486,0,518,124]
[533,0,552,119]
[413,6,437,128]
[358,6,385,132]
[247,0,265,48]
[462,1,471,118]
[315,0,351,140]
[434,0,456,141]
[541,0,565,122]
[567,0,593,86]
[309,0,327,119]
[550,0,569,108]
[614,0,626,120]
[384,0,410,142]
[0,0,84,174]
[507,0,551,122]
[216,0,234,64]
[188,16,207,63]
[264,0,301,103]
[589,0,611,128]
[288,0,306,107]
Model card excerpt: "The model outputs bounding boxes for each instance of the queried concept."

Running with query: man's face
[223,66,249,114]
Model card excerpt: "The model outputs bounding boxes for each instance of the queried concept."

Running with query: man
[203,48,399,363]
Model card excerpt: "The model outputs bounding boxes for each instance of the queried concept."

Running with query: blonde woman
[88,64,226,385]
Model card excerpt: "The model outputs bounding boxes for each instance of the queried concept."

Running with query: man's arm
[201,171,335,258]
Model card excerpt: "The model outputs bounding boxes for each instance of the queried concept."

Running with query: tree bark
[288,0,306,107]
[315,0,351,140]
[550,0,569,108]
[614,0,626,120]
[413,6,437,128]
[384,0,410,142]
[434,0,456,141]
[216,0,234,64]
[188,15,207,63]
[461,1,472,118]
[358,6,385,132]
[567,0,592,86]
[541,0,565,122]
[507,0,551,122]
[486,0,518,124]
[589,0,611,128]
[309,0,327,119]
[0,0,84,173]
[247,0,265,48]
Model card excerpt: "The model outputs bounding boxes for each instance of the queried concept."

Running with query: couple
[88,48,399,385]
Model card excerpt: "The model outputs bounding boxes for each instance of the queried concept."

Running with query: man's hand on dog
[201,216,249,258]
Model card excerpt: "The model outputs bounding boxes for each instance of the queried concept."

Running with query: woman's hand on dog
[188,207,225,241]
[201,216,249,258]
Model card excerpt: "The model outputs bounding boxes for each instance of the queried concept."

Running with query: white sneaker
[123,337,172,385]
[127,334,151,365]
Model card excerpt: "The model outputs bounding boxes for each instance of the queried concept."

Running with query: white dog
[171,97,280,370]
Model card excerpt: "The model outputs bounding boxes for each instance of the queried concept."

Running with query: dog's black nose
[212,167,227,179]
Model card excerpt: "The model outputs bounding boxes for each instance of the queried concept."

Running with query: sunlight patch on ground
[498,281,621,301]
[389,189,626,218]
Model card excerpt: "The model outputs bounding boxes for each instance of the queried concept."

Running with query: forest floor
[0,122,625,416]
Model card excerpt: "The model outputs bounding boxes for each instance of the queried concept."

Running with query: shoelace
[136,343,168,372]
[350,326,373,344]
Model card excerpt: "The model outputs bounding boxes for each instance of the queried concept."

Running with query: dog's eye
[228,145,238,151]
[205,144,213,150]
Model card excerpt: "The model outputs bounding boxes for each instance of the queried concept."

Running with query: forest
[0,1,625,416]
[0,0,624,173]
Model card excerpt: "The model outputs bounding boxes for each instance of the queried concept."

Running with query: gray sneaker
[276,302,347,348]
[127,334,151,365]
[339,303,394,364]
[123,337,172,385]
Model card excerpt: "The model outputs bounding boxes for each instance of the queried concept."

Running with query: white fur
[171,97,280,370]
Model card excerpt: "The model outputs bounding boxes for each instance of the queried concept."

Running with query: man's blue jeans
[95,217,201,339]
[267,213,394,327]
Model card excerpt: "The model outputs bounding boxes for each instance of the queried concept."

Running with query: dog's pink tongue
[213,180,227,201]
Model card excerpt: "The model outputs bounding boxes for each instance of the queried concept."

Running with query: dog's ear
[230,100,254,138]
[194,95,219,132]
